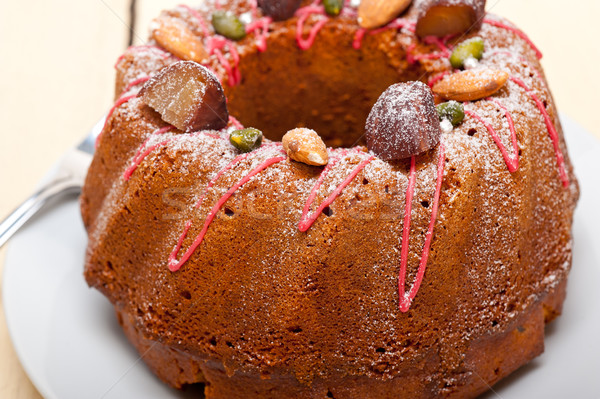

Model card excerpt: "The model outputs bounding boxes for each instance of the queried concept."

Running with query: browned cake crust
[81,1,579,397]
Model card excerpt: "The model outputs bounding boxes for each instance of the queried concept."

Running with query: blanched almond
[432,69,508,102]
[282,128,329,166]
[152,16,208,63]
[358,0,413,30]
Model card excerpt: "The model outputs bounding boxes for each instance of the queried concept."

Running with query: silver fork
[0,117,105,248]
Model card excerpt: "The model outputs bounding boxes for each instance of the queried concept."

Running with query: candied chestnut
[139,61,229,132]
[415,0,486,38]
[258,0,302,21]
[366,82,441,160]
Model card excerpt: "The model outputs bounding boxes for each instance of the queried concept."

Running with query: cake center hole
[224,37,422,148]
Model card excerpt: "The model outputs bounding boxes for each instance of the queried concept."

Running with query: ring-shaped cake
[82,0,579,397]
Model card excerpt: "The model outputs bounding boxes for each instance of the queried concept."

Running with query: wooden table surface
[1,1,599,397]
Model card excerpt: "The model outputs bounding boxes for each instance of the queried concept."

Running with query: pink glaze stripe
[246,17,272,52]
[483,18,543,59]
[423,35,452,57]
[114,45,170,69]
[121,76,151,95]
[298,150,349,230]
[182,4,242,85]
[487,98,519,170]
[298,152,375,232]
[193,143,280,208]
[428,71,451,87]
[179,4,211,36]
[465,107,519,173]
[509,76,569,187]
[123,129,223,181]
[123,138,172,181]
[398,156,417,292]
[398,143,446,312]
[295,5,329,50]
[128,126,173,161]
[229,115,244,130]
[407,35,453,63]
[353,18,415,49]
[207,37,242,85]
[487,50,544,83]
[169,154,287,271]
[96,94,137,148]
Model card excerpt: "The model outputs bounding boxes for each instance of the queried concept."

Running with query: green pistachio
[449,37,485,69]
[323,0,344,16]
[212,10,246,41]
[230,128,263,152]
[437,101,465,127]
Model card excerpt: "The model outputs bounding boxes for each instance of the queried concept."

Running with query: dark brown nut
[258,0,302,21]
[366,81,442,160]
[139,61,229,132]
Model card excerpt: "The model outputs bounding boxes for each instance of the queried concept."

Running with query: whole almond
[358,0,413,29]
[282,128,329,166]
[152,16,208,63]
[432,69,509,102]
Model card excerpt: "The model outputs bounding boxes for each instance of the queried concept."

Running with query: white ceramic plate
[3,115,600,399]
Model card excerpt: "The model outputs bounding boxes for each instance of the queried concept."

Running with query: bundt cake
[81,0,579,397]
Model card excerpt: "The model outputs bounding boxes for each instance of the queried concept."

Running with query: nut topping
[432,69,508,102]
[366,81,441,160]
[415,0,486,38]
[358,0,413,30]
[282,128,329,166]
[151,16,207,63]
[230,128,263,153]
[258,0,302,22]
[139,61,228,132]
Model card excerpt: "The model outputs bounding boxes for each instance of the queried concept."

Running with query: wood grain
[0,1,599,398]
[0,0,130,397]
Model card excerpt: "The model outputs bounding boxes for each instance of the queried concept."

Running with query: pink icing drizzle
[181,4,243,85]
[465,104,519,173]
[105,3,569,311]
[121,76,151,95]
[297,149,348,230]
[96,94,137,148]
[427,70,452,87]
[353,18,415,50]
[299,151,375,232]
[398,143,446,312]
[114,45,171,69]
[483,18,543,59]
[295,4,329,50]
[192,142,281,208]
[123,129,224,181]
[246,17,272,52]
[179,4,211,36]
[487,49,544,83]
[229,115,245,130]
[168,151,287,271]
[206,36,242,86]
[509,75,569,187]
[123,128,173,181]
[407,35,453,64]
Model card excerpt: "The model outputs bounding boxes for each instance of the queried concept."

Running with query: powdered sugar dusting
[366,81,441,160]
